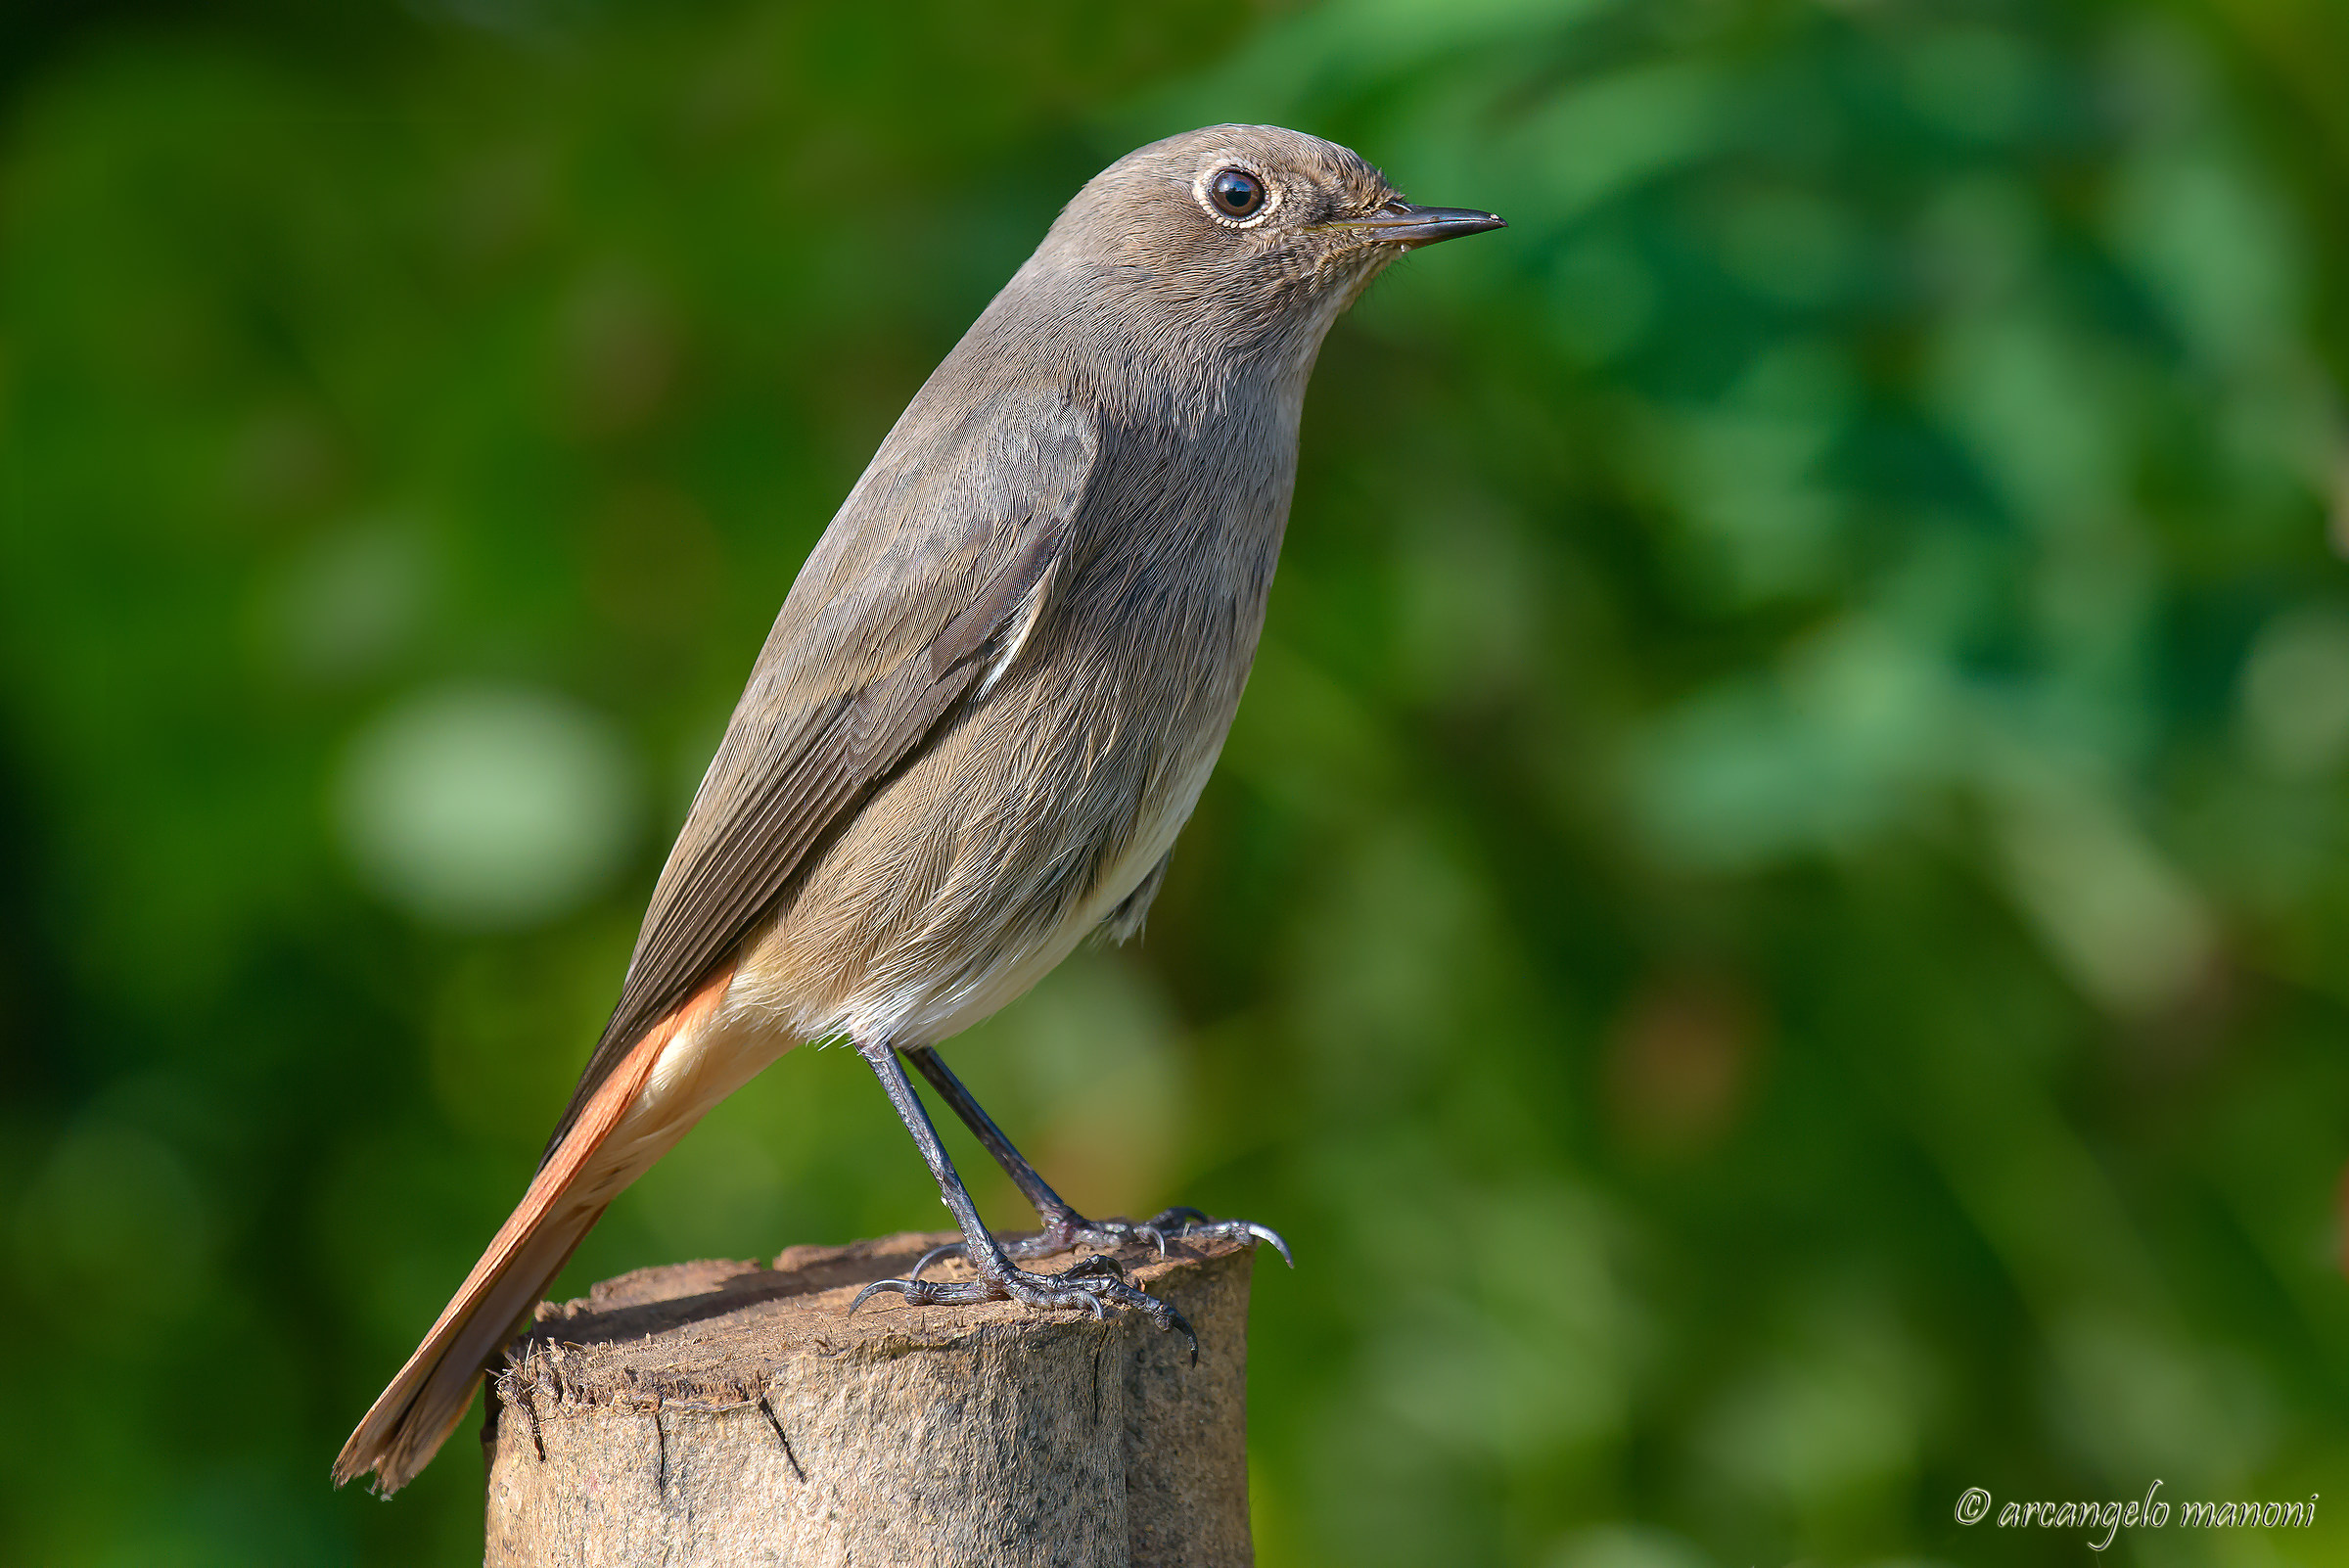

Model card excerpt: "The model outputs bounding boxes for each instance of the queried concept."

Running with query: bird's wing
[539,389,1099,1158]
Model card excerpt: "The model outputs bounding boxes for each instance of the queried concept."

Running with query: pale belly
[889,740,1219,1045]
[719,656,1236,1054]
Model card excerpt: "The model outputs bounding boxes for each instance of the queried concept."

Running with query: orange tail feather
[334,966,735,1495]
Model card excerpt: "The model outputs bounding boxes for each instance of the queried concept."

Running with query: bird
[335,122,1501,1496]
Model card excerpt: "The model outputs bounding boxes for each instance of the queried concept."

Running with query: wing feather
[538,391,1099,1157]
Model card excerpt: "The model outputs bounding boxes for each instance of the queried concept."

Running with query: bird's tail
[334,964,753,1495]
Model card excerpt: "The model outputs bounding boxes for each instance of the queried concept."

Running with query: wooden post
[483,1231,1256,1567]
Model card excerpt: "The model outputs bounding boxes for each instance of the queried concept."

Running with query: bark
[483,1231,1255,1567]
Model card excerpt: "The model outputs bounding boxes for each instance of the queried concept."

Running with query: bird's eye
[1207,167,1266,219]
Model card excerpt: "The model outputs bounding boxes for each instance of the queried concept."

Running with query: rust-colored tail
[334,967,737,1495]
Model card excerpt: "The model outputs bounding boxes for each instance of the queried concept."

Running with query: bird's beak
[1331,199,1507,248]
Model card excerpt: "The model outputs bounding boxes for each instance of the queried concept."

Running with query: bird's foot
[849,1252,1198,1360]
[906,1206,1292,1282]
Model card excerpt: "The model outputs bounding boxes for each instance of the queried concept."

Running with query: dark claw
[848,1277,905,1316]
[1245,1222,1295,1268]
[907,1240,966,1282]
[1170,1307,1200,1365]
[1136,1208,1295,1268]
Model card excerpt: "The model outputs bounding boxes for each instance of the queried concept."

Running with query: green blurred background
[4,0,2348,1563]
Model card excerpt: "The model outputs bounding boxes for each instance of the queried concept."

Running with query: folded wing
[540,390,1100,1158]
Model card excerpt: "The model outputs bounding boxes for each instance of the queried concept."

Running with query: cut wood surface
[483,1231,1257,1567]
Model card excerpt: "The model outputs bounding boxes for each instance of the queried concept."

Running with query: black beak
[1335,200,1507,248]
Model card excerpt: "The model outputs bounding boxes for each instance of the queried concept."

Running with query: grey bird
[335,122,1502,1495]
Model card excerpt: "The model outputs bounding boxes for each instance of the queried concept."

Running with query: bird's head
[1033,124,1503,349]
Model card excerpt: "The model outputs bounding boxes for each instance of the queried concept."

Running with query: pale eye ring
[1194,161,1277,227]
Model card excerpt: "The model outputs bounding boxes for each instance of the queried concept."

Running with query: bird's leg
[898,1044,1291,1281]
[849,1038,1195,1356]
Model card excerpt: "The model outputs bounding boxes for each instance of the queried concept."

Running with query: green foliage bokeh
[4,1,2349,1563]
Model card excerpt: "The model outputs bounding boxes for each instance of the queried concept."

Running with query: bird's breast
[733,442,1290,1049]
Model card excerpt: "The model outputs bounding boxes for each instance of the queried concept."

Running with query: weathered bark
[483,1232,1255,1567]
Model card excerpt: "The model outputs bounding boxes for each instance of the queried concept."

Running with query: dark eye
[1207,167,1266,219]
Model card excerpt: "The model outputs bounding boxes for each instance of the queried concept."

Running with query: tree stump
[483,1231,1256,1567]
